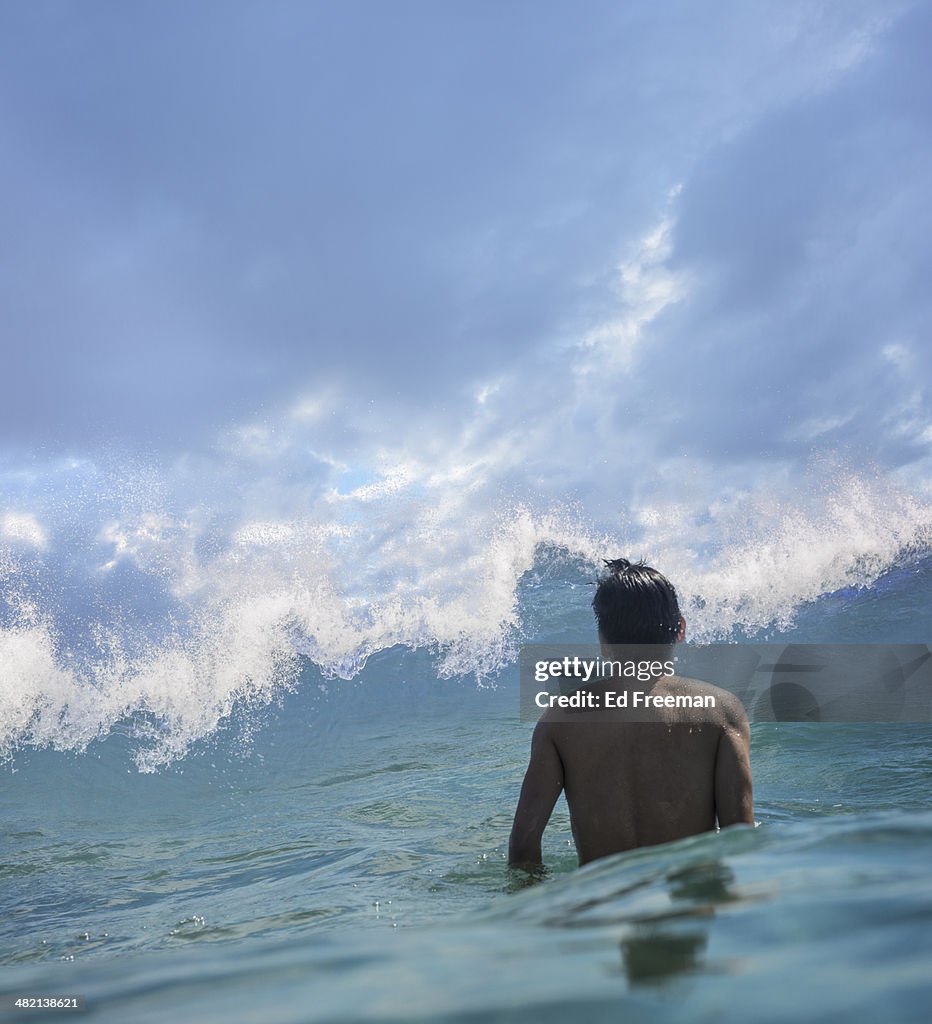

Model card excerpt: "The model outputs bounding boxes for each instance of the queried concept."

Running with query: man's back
[509,558,754,871]
[509,677,753,868]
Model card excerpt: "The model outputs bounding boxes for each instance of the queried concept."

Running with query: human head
[592,558,684,645]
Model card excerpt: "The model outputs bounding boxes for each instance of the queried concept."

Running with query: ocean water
[3,484,932,1023]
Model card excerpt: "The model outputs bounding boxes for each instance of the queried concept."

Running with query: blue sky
[2,0,927,466]
[3,0,932,746]
[1,1,931,632]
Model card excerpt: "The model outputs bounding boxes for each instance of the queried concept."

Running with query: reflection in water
[619,860,738,986]
[621,929,708,984]
[667,860,740,904]
[505,848,766,986]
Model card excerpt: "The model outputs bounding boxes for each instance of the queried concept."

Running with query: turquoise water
[3,555,932,1022]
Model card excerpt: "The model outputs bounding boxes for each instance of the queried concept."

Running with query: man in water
[509,558,753,869]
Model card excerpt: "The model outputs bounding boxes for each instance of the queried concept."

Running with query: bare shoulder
[535,709,566,735]
[672,676,750,730]
[533,708,581,753]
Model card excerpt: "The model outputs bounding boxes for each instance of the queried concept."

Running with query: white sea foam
[635,470,932,639]
[1,464,930,769]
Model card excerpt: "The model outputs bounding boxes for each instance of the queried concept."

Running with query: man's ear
[597,628,611,655]
[676,617,686,642]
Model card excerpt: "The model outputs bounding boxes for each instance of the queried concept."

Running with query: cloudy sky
[3,0,932,745]
[1,1,931,598]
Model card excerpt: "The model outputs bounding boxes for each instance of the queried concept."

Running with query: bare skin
[509,633,753,869]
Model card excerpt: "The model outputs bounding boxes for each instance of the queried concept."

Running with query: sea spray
[2,463,931,768]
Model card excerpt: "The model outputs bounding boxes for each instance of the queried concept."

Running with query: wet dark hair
[591,558,681,645]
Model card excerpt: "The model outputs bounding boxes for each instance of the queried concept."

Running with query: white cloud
[1,1,931,712]
[577,201,689,377]
[1,512,47,550]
